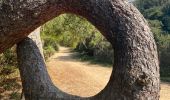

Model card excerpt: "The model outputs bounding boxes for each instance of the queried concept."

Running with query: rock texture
[28,27,44,57]
[0,0,160,99]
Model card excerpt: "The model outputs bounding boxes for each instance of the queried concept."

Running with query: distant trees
[41,14,97,48]
[134,0,169,12]
[41,14,113,63]
[134,0,170,32]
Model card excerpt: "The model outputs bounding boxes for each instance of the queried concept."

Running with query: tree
[0,0,159,99]
[17,33,80,100]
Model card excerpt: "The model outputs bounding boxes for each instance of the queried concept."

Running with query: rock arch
[0,0,160,100]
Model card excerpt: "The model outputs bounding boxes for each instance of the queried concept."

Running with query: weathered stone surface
[1,0,160,99]
[28,27,44,57]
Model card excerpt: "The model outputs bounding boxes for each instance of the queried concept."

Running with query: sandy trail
[47,47,170,99]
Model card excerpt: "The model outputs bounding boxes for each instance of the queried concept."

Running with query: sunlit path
[47,47,170,99]
[47,47,112,97]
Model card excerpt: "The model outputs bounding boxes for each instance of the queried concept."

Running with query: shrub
[43,45,56,60]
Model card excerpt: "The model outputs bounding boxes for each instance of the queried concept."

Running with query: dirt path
[47,47,170,99]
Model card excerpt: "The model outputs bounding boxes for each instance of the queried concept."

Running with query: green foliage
[0,47,17,81]
[0,47,21,99]
[135,0,170,32]
[143,7,163,20]
[41,13,113,63]
[0,47,17,66]
[41,14,96,48]
[162,1,170,15]
[134,0,169,11]
[162,16,170,31]
[75,33,113,64]
[43,45,56,60]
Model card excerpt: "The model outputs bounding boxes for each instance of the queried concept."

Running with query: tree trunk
[20,27,44,100]
[0,0,159,99]
[17,37,82,100]
[28,27,44,58]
